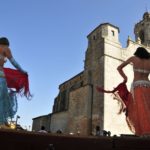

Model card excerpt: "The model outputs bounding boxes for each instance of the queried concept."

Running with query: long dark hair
[0,37,9,46]
[134,47,150,59]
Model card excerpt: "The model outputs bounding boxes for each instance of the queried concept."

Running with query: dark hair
[134,47,150,59]
[0,37,9,46]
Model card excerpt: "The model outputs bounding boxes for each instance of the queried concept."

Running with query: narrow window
[111,30,115,36]
[93,35,96,40]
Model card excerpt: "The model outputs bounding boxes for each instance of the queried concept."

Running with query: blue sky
[0,0,149,129]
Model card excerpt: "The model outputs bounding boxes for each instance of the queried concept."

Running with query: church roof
[59,71,84,87]
[32,114,51,120]
[87,23,120,37]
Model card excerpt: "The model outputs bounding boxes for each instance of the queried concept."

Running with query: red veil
[3,68,31,99]
[96,82,136,133]
[96,81,130,116]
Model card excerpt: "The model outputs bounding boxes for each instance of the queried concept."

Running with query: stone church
[32,12,150,135]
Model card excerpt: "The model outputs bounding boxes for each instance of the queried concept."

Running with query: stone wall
[68,85,92,135]
[32,115,51,132]
[50,111,68,133]
[50,85,92,136]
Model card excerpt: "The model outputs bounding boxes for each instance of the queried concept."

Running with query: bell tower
[83,23,122,132]
[134,12,150,47]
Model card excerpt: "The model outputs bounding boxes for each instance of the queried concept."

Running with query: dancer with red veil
[97,47,150,136]
[0,37,30,128]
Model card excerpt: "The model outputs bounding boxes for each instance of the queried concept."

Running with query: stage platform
[0,129,150,150]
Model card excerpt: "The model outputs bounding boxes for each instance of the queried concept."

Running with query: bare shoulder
[125,56,135,63]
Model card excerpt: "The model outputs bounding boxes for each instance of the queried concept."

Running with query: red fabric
[127,87,150,135]
[3,68,31,99]
[96,81,130,115]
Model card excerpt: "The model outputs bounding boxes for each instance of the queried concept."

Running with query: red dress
[127,80,150,135]
[97,80,150,136]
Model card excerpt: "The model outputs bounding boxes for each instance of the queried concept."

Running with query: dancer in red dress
[117,47,150,136]
[97,47,150,136]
